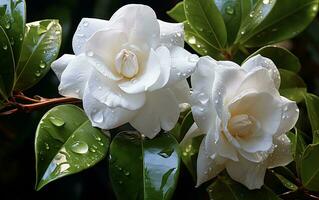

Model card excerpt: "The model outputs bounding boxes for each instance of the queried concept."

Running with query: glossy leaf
[272,171,298,191]
[109,132,181,200]
[239,0,319,47]
[180,134,204,180]
[14,20,62,90]
[184,0,227,49]
[249,45,301,72]
[207,173,281,200]
[184,22,224,59]
[288,130,306,175]
[35,105,110,190]
[304,93,319,143]
[301,144,319,191]
[167,2,186,23]
[179,111,194,141]
[0,0,26,62]
[279,69,306,103]
[0,26,14,99]
[214,0,254,44]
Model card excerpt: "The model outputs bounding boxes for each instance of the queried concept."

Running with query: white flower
[182,55,299,189]
[51,4,198,138]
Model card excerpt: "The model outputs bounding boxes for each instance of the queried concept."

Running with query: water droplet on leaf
[71,141,89,154]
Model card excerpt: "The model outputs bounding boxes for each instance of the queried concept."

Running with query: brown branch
[0,95,81,116]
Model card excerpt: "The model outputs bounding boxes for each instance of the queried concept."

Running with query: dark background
[0,0,318,199]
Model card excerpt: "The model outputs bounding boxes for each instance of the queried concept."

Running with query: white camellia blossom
[51,4,198,138]
[182,55,299,189]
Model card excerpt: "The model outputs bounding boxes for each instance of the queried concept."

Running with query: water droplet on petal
[198,92,209,104]
[49,116,65,127]
[70,141,89,154]
[188,54,199,63]
[83,21,89,27]
[87,51,94,57]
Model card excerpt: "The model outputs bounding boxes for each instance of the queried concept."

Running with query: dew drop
[5,23,10,29]
[98,142,104,146]
[49,116,65,127]
[70,141,89,154]
[83,20,89,27]
[188,36,196,44]
[176,32,182,37]
[3,45,7,50]
[93,111,103,123]
[39,61,46,69]
[198,92,209,104]
[262,0,270,4]
[188,54,199,63]
[225,6,234,15]
[240,31,245,35]
[35,70,41,77]
[89,147,96,153]
[177,72,182,76]
[45,143,50,150]
[55,30,61,35]
[124,171,130,176]
[283,106,288,112]
[87,51,94,57]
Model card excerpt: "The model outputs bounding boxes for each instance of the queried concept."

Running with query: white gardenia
[51,4,198,138]
[182,55,299,189]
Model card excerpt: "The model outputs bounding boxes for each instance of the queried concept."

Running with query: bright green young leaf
[249,46,301,72]
[35,105,110,191]
[109,132,181,200]
[184,22,224,59]
[167,2,186,23]
[207,173,281,200]
[304,93,319,143]
[279,69,306,103]
[14,20,62,91]
[184,0,227,49]
[180,134,204,180]
[0,0,26,62]
[214,0,254,44]
[240,0,319,47]
[301,144,319,191]
[0,26,14,99]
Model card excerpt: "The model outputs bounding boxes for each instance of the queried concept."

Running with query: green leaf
[207,173,281,200]
[301,144,319,191]
[304,93,319,143]
[181,134,204,180]
[272,171,298,191]
[184,0,227,49]
[279,69,306,103]
[35,105,110,190]
[0,26,14,99]
[14,20,62,91]
[249,45,301,72]
[167,2,186,22]
[239,0,319,47]
[0,0,26,63]
[288,130,306,175]
[214,0,254,44]
[109,132,181,200]
[184,21,224,59]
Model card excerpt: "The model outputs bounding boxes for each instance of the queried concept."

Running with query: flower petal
[158,20,184,48]
[226,156,267,189]
[169,80,191,104]
[83,88,136,129]
[110,4,160,48]
[88,69,145,110]
[196,138,226,187]
[72,18,109,55]
[217,135,239,161]
[85,28,127,78]
[59,54,93,99]
[242,55,281,89]
[51,54,75,80]
[276,97,299,136]
[148,46,171,91]
[166,46,198,86]
[191,57,217,135]
[268,134,293,168]
[119,49,161,94]
[130,88,179,139]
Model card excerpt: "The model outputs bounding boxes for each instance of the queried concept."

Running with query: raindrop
[240,31,245,35]
[177,72,182,76]
[19,34,23,41]
[45,143,50,150]
[249,11,254,17]
[87,51,94,57]
[215,99,219,104]
[197,44,201,48]
[89,147,96,153]
[176,32,182,37]
[130,78,137,84]
[35,70,41,77]
[83,20,89,27]
[198,93,209,104]
[188,36,196,44]
[124,171,130,176]
[225,6,234,15]
[262,0,270,4]
[98,142,104,146]
[39,61,46,69]
[182,152,188,156]
[283,106,288,112]
[49,116,65,127]
[94,135,102,141]
[93,112,103,123]
[5,23,10,29]
[55,30,61,35]
[70,141,89,154]
[3,45,7,50]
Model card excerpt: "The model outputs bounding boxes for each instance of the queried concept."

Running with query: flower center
[115,49,139,79]
[228,114,259,138]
